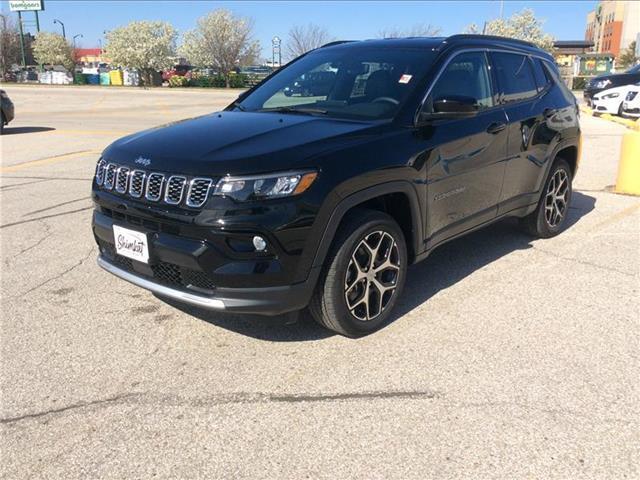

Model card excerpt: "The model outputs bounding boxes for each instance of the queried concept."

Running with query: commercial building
[585,0,640,57]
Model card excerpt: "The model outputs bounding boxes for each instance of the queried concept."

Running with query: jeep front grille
[164,176,187,205]
[115,167,130,193]
[96,162,215,209]
[186,178,213,208]
[95,160,106,186]
[145,173,165,202]
[104,164,117,190]
[129,170,145,198]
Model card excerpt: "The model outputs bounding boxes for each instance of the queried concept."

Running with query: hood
[103,111,382,176]
[589,71,640,87]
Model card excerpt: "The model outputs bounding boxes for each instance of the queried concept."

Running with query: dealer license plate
[113,225,149,263]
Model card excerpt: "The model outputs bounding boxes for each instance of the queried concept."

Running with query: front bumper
[91,193,320,315]
[97,255,317,315]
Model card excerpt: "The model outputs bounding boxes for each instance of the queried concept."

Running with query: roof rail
[445,34,537,49]
[320,40,355,48]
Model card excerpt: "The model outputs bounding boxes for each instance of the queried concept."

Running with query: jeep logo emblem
[134,156,151,167]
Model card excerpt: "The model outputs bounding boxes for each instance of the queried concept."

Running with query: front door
[417,51,509,247]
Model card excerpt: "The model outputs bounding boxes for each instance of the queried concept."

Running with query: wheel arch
[311,181,424,269]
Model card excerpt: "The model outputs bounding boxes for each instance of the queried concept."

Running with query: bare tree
[285,24,333,61]
[180,9,259,87]
[0,15,22,77]
[378,23,442,39]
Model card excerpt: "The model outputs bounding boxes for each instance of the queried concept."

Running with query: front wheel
[519,158,573,238]
[310,210,407,337]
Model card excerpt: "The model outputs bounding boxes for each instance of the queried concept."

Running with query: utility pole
[17,11,27,67]
[54,19,66,38]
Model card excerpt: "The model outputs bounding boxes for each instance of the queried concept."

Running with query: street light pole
[73,34,83,49]
[53,19,66,38]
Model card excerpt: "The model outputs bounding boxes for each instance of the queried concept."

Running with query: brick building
[585,0,640,57]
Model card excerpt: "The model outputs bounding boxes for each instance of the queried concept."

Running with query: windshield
[236,46,437,120]
[627,64,640,74]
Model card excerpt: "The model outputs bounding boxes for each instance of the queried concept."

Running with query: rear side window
[531,58,551,92]
[492,52,538,103]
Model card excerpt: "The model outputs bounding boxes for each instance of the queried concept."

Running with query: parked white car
[621,84,640,118]
[591,83,639,115]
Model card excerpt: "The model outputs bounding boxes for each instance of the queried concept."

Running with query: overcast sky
[5,0,597,59]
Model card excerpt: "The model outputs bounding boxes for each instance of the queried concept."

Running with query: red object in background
[162,65,193,81]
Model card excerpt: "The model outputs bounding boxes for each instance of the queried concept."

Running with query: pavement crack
[532,245,637,277]
[17,247,95,298]
[14,221,51,258]
[24,196,91,216]
[1,390,440,426]
[0,393,139,425]
[0,206,93,229]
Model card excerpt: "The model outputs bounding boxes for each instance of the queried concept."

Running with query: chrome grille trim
[129,170,146,198]
[186,178,213,208]
[95,160,106,186]
[164,176,187,205]
[115,167,130,193]
[104,164,117,190]
[145,173,165,202]
[97,161,214,208]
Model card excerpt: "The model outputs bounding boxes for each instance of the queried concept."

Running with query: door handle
[543,108,556,119]
[486,122,506,134]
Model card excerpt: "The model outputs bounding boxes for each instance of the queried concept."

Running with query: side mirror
[417,95,479,125]
[433,95,478,115]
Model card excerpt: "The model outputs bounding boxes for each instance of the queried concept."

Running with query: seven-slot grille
[104,164,117,190]
[129,170,145,198]
[186,178,213,208]
[95,161,215,208]
[145,173,165,201]
[115,167,130,193]
[164,176,187,204]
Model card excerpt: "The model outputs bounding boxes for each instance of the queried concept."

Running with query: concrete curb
[580,105,640,131]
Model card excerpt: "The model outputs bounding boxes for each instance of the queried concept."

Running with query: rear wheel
[519,158,572,238]
[310,209,407,337]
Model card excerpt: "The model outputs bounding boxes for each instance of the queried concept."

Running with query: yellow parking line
[0,150,100,173]
[52,129,131,136]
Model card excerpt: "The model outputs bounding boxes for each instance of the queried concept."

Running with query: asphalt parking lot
[1,85,638,479]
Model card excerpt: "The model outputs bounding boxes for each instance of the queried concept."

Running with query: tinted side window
[429,52,494,110]
[492,52,538,103]
[531,58,550,92]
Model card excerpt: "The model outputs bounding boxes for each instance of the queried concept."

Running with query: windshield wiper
[258,106,327,115]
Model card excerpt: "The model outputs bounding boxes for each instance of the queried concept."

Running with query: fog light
[252,235,267,251]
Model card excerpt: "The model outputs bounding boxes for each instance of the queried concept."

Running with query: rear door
[490,52,555,213]
[420,51,509,245]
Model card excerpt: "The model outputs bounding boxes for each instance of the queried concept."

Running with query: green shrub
[572,76,589,91]
[228,73,248,88]
[168,75,190,88]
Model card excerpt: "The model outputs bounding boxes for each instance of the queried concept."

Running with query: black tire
[519,158,573,238]
[309,209,407,337]
[618,102,624,117]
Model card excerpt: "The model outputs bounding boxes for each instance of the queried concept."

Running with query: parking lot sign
[9,0,43,11]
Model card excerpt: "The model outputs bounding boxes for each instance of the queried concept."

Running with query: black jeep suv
[92,35,580,336]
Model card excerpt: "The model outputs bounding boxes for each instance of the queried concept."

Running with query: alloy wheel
[344,230,401,321]
[544,169,569,227]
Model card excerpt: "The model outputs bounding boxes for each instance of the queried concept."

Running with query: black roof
[322,34,552,60]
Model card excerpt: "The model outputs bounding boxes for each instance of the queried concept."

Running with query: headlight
[213,170,318,202]
[595,79,612,89]
[601,92,619,99]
